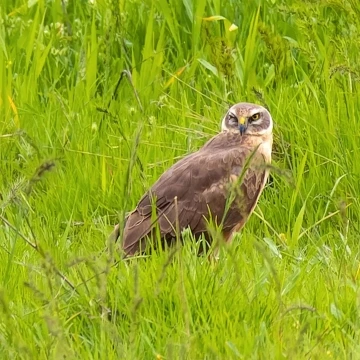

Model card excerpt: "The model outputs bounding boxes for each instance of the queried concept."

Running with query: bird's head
[221,102,273,136]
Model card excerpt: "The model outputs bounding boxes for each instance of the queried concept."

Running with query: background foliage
[1,0,360,358]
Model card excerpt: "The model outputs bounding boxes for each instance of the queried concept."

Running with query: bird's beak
[238,117,247,135]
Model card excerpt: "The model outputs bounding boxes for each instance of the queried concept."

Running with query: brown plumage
[111,102,273,256]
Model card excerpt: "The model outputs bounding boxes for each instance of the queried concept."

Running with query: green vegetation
[1,0,360,358]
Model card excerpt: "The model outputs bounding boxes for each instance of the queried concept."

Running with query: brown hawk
[110,102,273,256]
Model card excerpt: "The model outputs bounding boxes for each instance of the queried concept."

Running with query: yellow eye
[250,113,260,121]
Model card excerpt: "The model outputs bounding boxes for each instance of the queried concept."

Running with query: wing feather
[122,133,268,255]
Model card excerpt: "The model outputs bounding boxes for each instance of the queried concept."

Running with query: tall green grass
[1,0,360,358]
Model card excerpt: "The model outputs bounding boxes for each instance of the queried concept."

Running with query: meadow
[1,0,360,358]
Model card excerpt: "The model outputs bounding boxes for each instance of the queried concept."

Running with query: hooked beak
[238,117,247,135]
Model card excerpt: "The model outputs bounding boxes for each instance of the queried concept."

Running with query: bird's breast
[259,137,273,163]
[240,134,272,163]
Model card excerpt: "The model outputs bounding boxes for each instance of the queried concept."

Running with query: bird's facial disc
[221,103,273,136]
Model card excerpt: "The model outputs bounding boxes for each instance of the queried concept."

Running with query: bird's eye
[228,113,238,126]
[249,113,260,123]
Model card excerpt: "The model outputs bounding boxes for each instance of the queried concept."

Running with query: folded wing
[122,138,267,255]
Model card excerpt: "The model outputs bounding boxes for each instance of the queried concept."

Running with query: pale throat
[245,133,272,163]
[259,134,273,163]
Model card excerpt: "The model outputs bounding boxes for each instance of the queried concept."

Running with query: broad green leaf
[203,15,226,21]
[198,58,218,76]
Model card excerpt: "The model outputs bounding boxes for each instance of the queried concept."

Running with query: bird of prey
[111,102,273,256]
